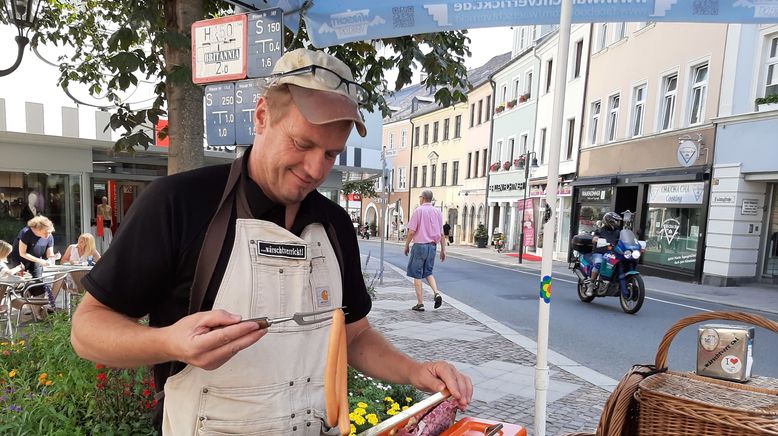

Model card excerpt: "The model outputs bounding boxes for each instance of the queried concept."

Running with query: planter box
[757,103,778,112]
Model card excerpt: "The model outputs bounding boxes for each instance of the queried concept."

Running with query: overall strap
[187,156,244,315]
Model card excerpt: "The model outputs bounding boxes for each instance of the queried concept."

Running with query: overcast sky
[0,25,513,136]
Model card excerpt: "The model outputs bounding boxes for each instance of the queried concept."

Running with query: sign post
[247,8,284,78]
[205,83,236,146]
[235,79,264,145]
[192,15,248,84]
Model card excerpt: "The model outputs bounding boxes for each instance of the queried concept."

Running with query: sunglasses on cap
[269,64,370,105]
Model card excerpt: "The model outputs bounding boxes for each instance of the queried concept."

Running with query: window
[524,71,533,97]
[454,115,462,138]
[495,140,503,163]
[513,77,520,99]
[566,118,575,160]
[433,121,439,143]
[613,22,625,42]
[606,94,620,142]
[539,128,547,164]
[470,103,475,127]
[430,164,437,187]
[589,100,601,145]
[443,118,450,140]
[474,151,480,178]
[764,35,778,97]
[401,130,407,148]
[414,126,420,146]
[477,99,483,124]
[520,133,528,155]
[423,124,429,144]
[596,23,608,52]
[441,163,448,186]
[485,95,492,121]
[572,40,584,79]
[501,85,508,103]
[689,63,708,125]
[398,167,407,190]
[388,133,394,149]
[452,161,459,185]
[636,21,652,30]
[421,165,427,187]
[660,74,677,131]
[631,84,646,137]
[467,153,472,179]
[545,59,553,93]
[508,138,515,162]
[482,148,488,175]
[412,166,418,188]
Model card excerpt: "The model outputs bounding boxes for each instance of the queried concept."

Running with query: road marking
[645,296,710,311]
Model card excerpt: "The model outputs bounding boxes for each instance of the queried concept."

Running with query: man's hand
[439,250,446,262]
[408,361,472,410]
[404,244,410,256]
[162,310,267,370]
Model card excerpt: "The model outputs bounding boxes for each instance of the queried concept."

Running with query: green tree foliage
[342,179,378,199]
[31,0,471,173]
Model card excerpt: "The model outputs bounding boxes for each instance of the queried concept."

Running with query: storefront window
[0,171,81,255]
[577,204,611,235]
[643,206,703,271]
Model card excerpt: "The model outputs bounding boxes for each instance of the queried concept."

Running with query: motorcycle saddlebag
[571,234,594,254]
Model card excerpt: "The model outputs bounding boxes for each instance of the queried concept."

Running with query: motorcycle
[569,228,647,314]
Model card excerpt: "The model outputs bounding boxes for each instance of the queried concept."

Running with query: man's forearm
[71,295,171,368]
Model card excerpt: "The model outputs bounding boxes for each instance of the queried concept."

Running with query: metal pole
[379,152,387,285]
[535,1,572,436]
[518,153,529,264]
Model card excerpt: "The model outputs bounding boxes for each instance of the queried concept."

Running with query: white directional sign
[192,15,248,84]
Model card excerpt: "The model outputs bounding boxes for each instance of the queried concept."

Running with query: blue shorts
[406,243,436,279]
[589,253,604,271]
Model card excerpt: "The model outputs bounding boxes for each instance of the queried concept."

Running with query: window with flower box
[764,34,778,97]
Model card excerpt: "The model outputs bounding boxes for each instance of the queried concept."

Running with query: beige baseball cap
[271,48,367,137]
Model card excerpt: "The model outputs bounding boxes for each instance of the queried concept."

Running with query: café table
[43,264,93,315]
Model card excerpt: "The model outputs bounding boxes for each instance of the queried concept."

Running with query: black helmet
[602,212,622,230]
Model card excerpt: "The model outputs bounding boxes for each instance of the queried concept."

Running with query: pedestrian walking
[443,221,452,245]
[404,190,445,311]
[70,48,471,434]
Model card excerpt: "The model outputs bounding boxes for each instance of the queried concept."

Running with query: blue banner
[298,0,778,47]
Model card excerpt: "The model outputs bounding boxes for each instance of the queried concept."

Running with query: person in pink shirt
[404,190,445,311]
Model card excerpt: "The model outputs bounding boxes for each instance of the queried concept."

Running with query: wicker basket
[635,311,778,436]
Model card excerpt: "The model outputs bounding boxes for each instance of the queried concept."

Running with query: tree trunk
[164,0,204,175]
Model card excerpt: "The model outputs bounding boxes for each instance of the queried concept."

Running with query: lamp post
[517,151,538,264]
[0,0,44,77]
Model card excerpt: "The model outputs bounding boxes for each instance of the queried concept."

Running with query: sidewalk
[367,259,614,436]
[370,238,778,315]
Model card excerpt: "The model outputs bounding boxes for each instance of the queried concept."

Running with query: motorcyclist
[585,211,622,297]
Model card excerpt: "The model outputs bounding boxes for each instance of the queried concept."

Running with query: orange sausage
[337,319,349,435]
[324,309,345,428]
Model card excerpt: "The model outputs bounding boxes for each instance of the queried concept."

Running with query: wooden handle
[654,311,778,369]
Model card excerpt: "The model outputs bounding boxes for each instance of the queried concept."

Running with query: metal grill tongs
[241,306,346,330]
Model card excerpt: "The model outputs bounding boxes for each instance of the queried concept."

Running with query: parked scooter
[569,228,647,314]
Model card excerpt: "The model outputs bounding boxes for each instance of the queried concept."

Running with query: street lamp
[0,0,43,77]
[517,151,539,264]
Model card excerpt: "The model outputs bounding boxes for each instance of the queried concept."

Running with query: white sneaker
[584,282,595,297]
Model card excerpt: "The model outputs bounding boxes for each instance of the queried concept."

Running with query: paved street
[359,238,778,434]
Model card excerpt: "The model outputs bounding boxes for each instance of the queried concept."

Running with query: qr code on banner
[393,6,415,28]
[693,0,719,15]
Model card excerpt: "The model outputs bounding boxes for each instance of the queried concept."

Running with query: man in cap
[71,48,472,434]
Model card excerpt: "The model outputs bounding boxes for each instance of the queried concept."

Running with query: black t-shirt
[593,227,621,253]
[83,156,371,332]
[11,227,53,264]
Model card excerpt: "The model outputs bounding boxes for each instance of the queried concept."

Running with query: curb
[377,258,620,392]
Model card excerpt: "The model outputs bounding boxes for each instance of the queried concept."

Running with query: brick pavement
[365,258,613,435]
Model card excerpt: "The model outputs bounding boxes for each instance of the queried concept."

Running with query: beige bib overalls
[162,157,343,435]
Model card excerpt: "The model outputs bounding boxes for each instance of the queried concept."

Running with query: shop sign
[346,193,361,201]
[677,140,699,168]
[667,253,696,266]
[578,187,611,202]
[531,183,572,198]
[711,194,736,205]
[648,182,704,205]
[489,182,525,192]
[660,218,681,244]
[741,199,759,216]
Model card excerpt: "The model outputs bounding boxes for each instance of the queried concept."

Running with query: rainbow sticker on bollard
[539,275,551,303]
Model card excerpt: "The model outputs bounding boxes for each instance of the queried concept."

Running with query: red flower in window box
[502,161,512,170]
[490,162,500,172]
[506,99,517,109]
[494,104,505,114]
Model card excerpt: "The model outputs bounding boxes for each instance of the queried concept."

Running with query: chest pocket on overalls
[309,246,334,314]
[249,239,312,332]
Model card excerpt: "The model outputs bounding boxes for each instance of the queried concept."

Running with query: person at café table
[61,233,101,265]
[9,216,57,297]
[70,48,472,435]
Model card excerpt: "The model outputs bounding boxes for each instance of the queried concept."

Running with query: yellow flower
[349,412,359,422]
[349,424,356,436]
[8,369,17,378]
[357,401,368,409]
[405,397,413,403]
[17,340,24,346]
[390,402,400,411]
[353,415,366,426]
[384,396,394,402]
[366,413,379,425]
[402,406,409,411]
[38,373,48,385]
[387,409,398,416]
[45,380,53,386]
[354,407,366,416]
